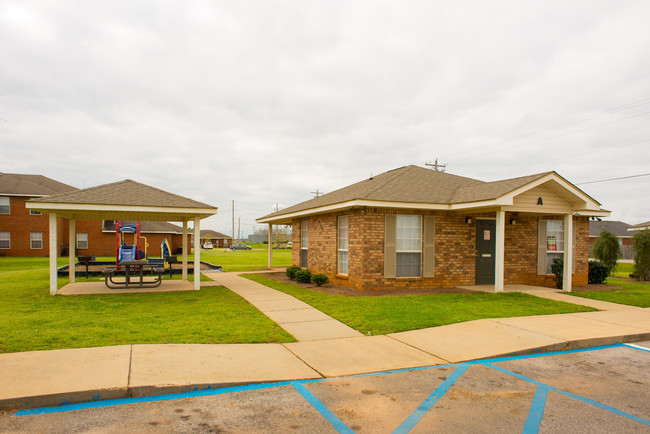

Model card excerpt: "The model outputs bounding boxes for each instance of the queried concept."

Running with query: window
[0,197,9,214]
[300,220,308,267]
[338,216,349,274]
[77,233,88,250]
[538,219,576,275]
[0,232,9,249]
[396,215,422,277]
[30,209,42,215]
[30,232,43,249]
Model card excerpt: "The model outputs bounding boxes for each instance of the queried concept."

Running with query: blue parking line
[485,363,650,428]
[392,363,471,434]
[291,382,354,434]
[522,386,549,434]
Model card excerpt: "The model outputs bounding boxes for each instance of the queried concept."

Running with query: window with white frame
[30,209,42,215]
[30,232,43,249]
[0,232,9,249]
[338,216,349,274]
[544,220,564,274]
[77,233,88,250]
[0,197,9,214]
[396,215,422,277]
[300,220,308,267]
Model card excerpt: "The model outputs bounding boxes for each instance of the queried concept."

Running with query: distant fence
[589,244,634,260]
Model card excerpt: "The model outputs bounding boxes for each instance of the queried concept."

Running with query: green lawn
[0,258,294,353]
[197,248,292,272]
[568,262,650,308]
[243,274,597,335]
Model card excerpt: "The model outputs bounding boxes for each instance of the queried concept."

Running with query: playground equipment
[115,221,148,266]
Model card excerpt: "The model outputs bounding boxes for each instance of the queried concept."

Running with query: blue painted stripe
[485,364,650,427]
[392,363,471,434]
[623,343,650,353]
[291,382,354,434]
[522,386,549,434]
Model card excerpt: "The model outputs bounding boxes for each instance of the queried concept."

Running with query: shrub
[588,260,609,284]
[285,265,301,280]
[311,273,329,287]
[632,230,650,281]
[592,230,621,273]
[295,269,312,284]
[550,258,563,289]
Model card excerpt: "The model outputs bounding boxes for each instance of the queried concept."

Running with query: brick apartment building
[0,173,188,257]
[258,165,610,292]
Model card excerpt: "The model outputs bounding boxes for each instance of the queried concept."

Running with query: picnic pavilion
[26,179,218,295]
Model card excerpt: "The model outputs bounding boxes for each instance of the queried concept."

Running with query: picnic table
[102,259,164,289]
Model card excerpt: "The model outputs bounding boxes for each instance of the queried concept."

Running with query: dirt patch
[257,272,472,297]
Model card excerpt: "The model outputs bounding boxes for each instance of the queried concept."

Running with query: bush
[311,273,329,287]
[295,269,312,284]
[632,230,650,281]
[285,265,301,280]
[550,258,563,289]
[592,230,621,273]
[588,260,609,284]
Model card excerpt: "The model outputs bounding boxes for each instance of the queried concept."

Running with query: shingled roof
[27,179,217,221]
[30,179,213,209]
[0,173,77,196]
[257,165,608,224]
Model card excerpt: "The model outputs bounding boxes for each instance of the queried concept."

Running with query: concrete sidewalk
[1,274,650,411]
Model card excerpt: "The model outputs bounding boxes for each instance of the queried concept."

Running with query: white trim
[25,202,217,218]
[494,210,505,292]
[193,217,200,291]
[49,213,57,295]
[69,220,76,283]
[563,214,573,292]
[0,193,47,197]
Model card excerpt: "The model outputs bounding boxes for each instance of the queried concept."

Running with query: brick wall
[0,196,69,257]
[291,209,590,291]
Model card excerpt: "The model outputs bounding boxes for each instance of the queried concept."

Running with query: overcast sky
[2,1,649,236]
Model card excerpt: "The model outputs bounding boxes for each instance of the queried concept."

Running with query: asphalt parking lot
[1,342,649,433]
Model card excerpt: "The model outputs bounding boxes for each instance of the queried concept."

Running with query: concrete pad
[458,284,557,293]
[58,280,194,295]
[283,336,445,377]
[0,345,131,409]
[280,319,363,341]
[573,309,650,330]
[263,308,334,324]
[389,319,565,363]
[495,313,650,345]
[128,344,321,396]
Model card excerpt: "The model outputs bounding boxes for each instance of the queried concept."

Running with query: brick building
[0,173,76,256]
[258,166,610,292]
[1,173,190,258]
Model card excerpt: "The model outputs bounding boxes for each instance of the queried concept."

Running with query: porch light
[465,217,472,224]
[537,197,543,205]
[509,218,516,225]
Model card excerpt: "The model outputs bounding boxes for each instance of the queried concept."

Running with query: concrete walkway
[207,272,363,341]
[1,273,650,411]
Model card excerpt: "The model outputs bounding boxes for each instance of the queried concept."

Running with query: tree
[592,230,621,274]
[632,230,650,281]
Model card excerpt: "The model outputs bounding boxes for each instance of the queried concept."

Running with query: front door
[475,220,496,285]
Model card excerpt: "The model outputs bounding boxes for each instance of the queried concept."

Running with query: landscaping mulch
[258,272,472,297]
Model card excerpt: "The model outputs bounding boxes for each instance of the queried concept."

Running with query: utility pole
[311,189,323,198]
[238,216,241,241]
[425,159,447,172]
[232,200,235,240]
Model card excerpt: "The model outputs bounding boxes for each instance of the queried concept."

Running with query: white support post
[49,213,58,295]
[563,214,573,292]
[193,217,200,290]
[494,209,505,293]
[182,220,188,281]
[69,219,76,283]
[268,223,273,269]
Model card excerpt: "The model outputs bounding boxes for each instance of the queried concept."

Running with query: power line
[576,173,650,185]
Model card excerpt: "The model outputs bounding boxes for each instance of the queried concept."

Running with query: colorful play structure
[115,222,147,266]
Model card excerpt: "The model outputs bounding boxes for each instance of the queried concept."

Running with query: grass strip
[243,274,596,335]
